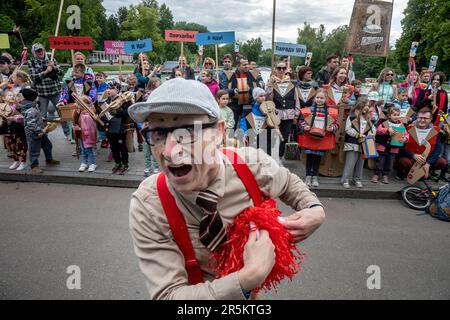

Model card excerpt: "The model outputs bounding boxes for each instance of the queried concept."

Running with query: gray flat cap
[128,78,220,123]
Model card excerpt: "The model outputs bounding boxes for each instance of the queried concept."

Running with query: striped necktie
[196,190,227,251]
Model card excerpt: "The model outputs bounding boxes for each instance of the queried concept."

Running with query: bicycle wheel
[401,186,432,210]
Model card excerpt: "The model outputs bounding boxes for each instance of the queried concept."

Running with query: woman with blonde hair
[63,51,94,82]
[372,68,397,104]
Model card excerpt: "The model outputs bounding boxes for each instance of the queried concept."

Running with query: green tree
[121,3,163,62]
[158,3,176,61]
[241,38,263,63]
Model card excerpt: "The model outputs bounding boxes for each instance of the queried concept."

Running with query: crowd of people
[0,42,449,187]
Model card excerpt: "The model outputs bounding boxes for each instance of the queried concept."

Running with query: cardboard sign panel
[49,36,93,50]
[165,30,197,43]
[274,42,307,57]
[345,0,393,57]
[104,40,129,55]
[124,38,153,54]
[196,32,235,45]
[0,34,10,49]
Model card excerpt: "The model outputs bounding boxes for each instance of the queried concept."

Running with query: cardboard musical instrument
[71,93,105,127]
[304,112,335,139]
[361,135,378,159]
[98,91,134,119]
[0,103,13,128]
[260,101,284,141]
[407,140,431,184]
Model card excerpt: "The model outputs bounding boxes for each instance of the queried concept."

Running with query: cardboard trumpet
[71,93,105,128]
[98,91,134,119]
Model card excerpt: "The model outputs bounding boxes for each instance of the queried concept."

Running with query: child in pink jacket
[200,69,219,97]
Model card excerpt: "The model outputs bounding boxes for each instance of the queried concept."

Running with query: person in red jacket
[415,72,448,126]
[397,108,447,179]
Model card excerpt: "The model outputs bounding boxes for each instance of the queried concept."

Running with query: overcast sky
[103,0,408,48]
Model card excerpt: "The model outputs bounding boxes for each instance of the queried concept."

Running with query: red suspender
[155,148,263,284]
[156,173,204,285]
[220,148,264,206]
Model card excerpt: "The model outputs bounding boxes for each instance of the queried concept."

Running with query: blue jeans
[27,133,53,167]
[79,139,96,165]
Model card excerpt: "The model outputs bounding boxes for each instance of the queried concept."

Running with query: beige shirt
[129,147,322,300]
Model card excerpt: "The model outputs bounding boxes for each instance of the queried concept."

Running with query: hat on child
[20,88,38,102]
[128,78,220,123]
[107,81,122,92]
[0,55,11,64]
[252,87,266,101]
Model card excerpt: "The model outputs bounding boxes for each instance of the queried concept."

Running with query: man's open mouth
[168,164,193,178]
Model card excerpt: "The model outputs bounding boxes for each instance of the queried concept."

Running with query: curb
[0,168,403,199]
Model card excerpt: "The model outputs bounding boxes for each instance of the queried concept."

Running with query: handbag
[284,126,300,160]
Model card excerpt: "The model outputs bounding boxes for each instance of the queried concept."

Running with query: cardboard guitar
[407,140,431,184]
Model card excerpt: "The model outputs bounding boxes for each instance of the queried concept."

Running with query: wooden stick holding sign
[51,0,65,61]
[215,44,219,82]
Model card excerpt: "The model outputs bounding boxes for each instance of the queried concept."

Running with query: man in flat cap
[128,78,325,299]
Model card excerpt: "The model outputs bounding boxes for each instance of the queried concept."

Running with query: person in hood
[19,88,60,174]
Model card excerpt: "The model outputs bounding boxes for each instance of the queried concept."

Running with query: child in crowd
[349,80,362,106]
[140,122,160,177]
[11,70,31,94]
[73,95,97,172]
[368,91,385,124]
[216,90,235,147]
[393,86,413,124]
[341,97,376,188]
[94,72,109,148]
[372,106,409,184]
[298,89,339,187]
[2,90,27,171]
[20,88,59,174]
[200,69,219,98]
[174,69,185,78]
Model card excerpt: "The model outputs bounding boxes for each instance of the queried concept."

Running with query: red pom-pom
[210,198,304,292]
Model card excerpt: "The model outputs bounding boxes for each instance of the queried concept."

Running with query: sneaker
[371,175,379,183]
[46,159,60,165]
[112,164,122,174]
[70,139,75,144]
[9,161,20,170]
[101,140,109,148]
[30,166,43,174]
[304,176,312,187]
[72,150,77,157]
[382,175,389,184]
[342,180,350,189]
[119,164,129,175]
[138,143,143,152]
[312,176,319,188]
[153,167,160,174]
[144,168,151,177]
[16,162,27,171]
[88,164,97,172]
[79,163,88,172]
[354,180,363,188]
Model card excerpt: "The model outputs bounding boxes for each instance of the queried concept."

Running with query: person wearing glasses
[397,108,447,180]
[197,57,216,81]
[372,68,398,104]
[127,78,325,299]
[266,61,300,158]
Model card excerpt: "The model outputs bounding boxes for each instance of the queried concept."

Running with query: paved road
[0,182,449,300]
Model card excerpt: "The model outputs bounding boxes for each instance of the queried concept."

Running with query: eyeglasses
[277,67,287,70]
[205,62,213,65]
[386,73,394,76]
[141,121,218,147]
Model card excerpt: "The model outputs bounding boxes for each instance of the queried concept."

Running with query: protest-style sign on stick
[104,41,129,79]
[428,56,438,72]
[196,31,236,82]
[345,0,394,58]
[0,34,10,49]
[124,39,153,78]
[274,42,307,58]
[165,30,197,61]
[66,4,81,65]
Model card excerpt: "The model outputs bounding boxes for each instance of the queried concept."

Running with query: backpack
[427,184,450,221]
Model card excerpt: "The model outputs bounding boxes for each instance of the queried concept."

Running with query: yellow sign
[0,34,10,49]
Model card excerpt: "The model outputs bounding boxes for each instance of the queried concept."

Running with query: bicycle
[401,176,449,210]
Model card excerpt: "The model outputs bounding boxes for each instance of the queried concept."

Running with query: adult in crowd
[219,54,234,90]
[323,66,354,108]
[28,43,70,136]
[397,108,447,179]
[420,68,432,87]
[197,57,216,81]
[62,52,94,82]
[297,66,318,108]
[248,60,265,88]
[227,56,257,130]
[372,68,397,104]
[340,56,355,82]
[415,71,448,126]
[0,55,13,95]
[127,78,325,299]
[315,54,339,87]
[266,61,300,158]
[399,71,426,107]
[170,55,195,80]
